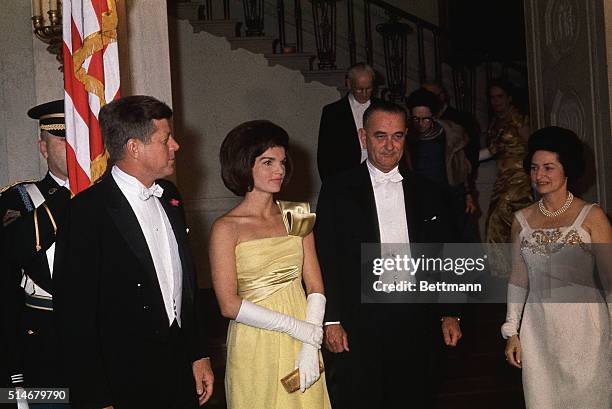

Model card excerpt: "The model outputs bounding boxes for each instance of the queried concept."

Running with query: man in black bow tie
[315,101,462,409]
[53,96,214,409]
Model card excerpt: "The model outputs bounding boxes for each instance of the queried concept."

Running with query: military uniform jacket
[0,173,70,387]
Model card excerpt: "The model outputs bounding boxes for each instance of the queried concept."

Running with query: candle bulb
[49,0,56,11]
[32,0,41,16]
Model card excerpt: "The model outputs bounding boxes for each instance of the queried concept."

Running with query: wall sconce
[32,0,63,70]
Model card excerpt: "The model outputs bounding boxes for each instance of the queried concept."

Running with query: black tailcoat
[314,163,458,409]
[316,95,382,182]
[53,174,207,409]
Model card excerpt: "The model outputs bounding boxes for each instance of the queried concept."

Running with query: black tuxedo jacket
[53,174,206,409]
[314,163,458,333]
[317,95,382,182]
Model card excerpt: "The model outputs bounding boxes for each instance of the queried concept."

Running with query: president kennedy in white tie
[53,96,213,409]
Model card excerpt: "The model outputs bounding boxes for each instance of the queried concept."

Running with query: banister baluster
[347,0,356,66]
[416,24,426,83]
[224,0,230,19]
[433,30,441,83]
[242,0,265,36]
[377,14,410,102]
[312,0,339,69]
[364,0,373,65]
[295,0,303,53]
[277,0,286,51]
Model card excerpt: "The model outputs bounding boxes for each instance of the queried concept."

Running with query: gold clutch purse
[280,362,325,393]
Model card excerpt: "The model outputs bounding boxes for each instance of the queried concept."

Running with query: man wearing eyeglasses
[316,62,381,182]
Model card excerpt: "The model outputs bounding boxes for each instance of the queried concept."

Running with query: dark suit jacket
[314,163,458,333]
[53,174,206,409]
[317,95,381,182]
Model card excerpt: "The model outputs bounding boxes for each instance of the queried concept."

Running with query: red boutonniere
[169,198,180,207]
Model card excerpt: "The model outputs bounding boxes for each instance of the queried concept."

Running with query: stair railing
[198,0,230,20]
[174,0,527,114]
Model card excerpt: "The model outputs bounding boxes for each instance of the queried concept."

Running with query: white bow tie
[372,169,403,185]
[138,183,164,201]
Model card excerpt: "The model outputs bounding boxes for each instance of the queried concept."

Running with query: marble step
[264,52,315,71]
[190,19,239,37]
[302,69,346,90]
[229,36,277,55]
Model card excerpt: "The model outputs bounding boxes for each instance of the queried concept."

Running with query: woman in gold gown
[209,120,331,409]
[483,79,533,275]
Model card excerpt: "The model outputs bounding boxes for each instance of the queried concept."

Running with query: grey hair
[347,62,375,82]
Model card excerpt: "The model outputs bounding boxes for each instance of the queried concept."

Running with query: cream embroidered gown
[512,204,611,408]
[224,201,331,409]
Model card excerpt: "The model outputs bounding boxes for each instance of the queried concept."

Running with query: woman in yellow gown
[482,79,533,276]
[209,120,332,409]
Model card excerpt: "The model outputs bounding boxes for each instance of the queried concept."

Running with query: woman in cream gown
[209,120,331,409]
[502,127,611,408]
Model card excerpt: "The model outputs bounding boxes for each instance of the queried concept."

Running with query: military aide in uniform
[0,100,71,393]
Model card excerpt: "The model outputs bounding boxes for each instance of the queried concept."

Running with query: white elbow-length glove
[296,293,326,392]
[16,387,30,409]
[501,284,528,339]
[235,299,323,347]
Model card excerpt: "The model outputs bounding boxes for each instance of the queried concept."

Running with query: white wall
[119,0,173,104]
[0,1,63,186]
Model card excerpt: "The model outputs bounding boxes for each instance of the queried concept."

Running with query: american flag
[62,0,121,194]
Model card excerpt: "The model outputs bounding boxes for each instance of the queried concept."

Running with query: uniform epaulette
[0,179,38,194]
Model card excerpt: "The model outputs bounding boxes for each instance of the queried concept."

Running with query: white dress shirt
[49,171,70,190]
[112,166,183,327]
[367,161,413,285]
[348,93,371,163]
[324,161,413,325]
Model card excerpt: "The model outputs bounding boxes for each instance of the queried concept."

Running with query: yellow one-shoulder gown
[225,201,331,409]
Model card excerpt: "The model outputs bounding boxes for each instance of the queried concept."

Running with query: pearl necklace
[538,192,574,218]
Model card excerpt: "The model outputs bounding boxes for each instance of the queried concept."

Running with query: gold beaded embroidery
[521,228,589,255]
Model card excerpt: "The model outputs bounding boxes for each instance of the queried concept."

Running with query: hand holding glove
[235,299,323,347]
[295,293,326,392]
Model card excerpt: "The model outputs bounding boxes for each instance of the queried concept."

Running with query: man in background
[317,62,381,182]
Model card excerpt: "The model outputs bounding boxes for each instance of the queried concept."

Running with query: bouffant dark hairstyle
[220,120,292,196]
[523,126,585,185]
[405,88,440,115]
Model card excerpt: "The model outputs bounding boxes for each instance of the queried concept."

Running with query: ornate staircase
[171,0,344,90]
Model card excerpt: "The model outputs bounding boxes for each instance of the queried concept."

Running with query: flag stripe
[63,0,121,194]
